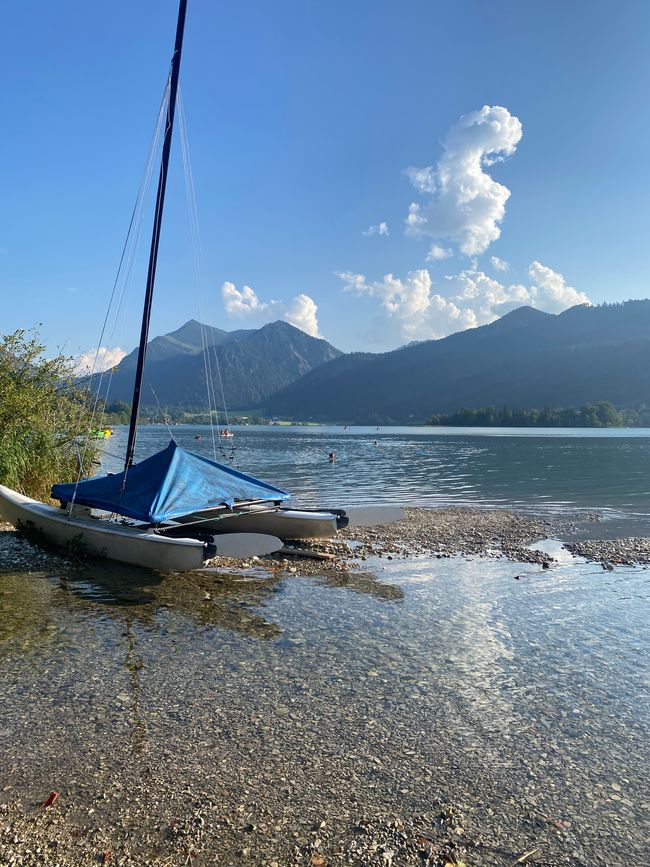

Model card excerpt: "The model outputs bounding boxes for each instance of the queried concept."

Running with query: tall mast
[125,0,188,468]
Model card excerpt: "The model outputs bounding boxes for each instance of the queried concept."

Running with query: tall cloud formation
[337,261,590,344]
[221,282,321,338]
[405,105,523,256]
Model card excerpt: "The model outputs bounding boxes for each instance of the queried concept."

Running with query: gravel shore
[565,536,650,564]
[0,795,593,867]
[2,503,649,577]
[1,506,648,866]
[206,506,606,577]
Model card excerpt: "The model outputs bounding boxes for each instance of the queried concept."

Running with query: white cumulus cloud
[490,255,510,272]
[221,282,321,337]
[527,261,591,312]
[75,346,127,375]
[362,221,389,237]
[404,166,436,194]
[284,293,321,337]
[405,202,427,231]
[338,260,590,346]
[337,269,477,341]
[427,244,453,261]
[405,105,523,256]
[222,282,269,316]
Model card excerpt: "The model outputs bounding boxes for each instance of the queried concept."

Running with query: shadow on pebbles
[1,507,648,865]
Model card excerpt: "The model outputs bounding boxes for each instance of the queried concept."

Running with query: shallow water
[1,553,648,863]
[102,425,650,533]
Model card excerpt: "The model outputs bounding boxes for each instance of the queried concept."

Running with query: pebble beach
[1,507,649,866]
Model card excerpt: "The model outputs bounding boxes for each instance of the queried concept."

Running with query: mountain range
[265,300,650,422]
[95,300,650,422]
[93,319,342,410]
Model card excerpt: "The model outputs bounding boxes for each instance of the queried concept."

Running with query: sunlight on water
[0,553,648,863]
[101,425,650,528]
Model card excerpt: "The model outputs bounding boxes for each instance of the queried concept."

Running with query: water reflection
[314,569,404,602]
[0,557,405,663]
[123,621,146,749]
[0,572,60,657]
[54,564,286,640]
[101,425,650,533]
[0,552,648,864]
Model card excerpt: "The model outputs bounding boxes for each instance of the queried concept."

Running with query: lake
[104,424,650,533]
[1,424,648,864]
[1,542,648,863]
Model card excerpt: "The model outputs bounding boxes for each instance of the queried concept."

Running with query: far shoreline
[104,421,650,435]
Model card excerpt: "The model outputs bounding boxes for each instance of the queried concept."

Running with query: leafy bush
[0,329,99,500]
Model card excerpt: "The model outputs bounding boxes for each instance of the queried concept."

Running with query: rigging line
[148,382,175,441]
[99,79,171,413]
[179,97,232,465]
[179,185,219,456]
[177,92,217,431]
[182,136,232,441]
[69,80,170,508]
[95,447,127,462]
[75,79,170,452]
[179,131,217,441]
[178,90,220,460]
[177,90,229,432]
[84,78,171,419]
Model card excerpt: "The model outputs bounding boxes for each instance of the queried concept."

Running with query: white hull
[0,484,206,572]
[177,505,341,539]
[342,505,405,527]
[205,531,282,556]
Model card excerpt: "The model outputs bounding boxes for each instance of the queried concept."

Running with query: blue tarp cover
[51,439,290,523]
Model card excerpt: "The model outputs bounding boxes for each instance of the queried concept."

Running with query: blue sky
[2,0,650,363]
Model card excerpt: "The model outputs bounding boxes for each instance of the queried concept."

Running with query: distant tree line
[428,402,650,428]
[102,401,268,426]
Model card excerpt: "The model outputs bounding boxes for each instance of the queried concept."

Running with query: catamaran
[0,0,290,570]
[0,0,404,567]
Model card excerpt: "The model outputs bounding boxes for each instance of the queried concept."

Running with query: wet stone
[0,510,648,866]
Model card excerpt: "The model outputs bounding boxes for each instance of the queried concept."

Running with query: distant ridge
[92,319,342,409]
[264,300,650,423]
[115,319,255,373]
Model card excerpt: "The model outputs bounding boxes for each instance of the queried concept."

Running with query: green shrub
[0,329,99,501]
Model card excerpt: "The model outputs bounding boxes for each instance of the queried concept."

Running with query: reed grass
[0,329,99,502]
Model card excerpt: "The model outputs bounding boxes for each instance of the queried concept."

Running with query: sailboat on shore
[0,1,404,567]
[0,0,294,571]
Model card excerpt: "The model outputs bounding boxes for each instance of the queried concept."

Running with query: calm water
[103,424,650,531]
[0,552,648,863]
[1,425,649,862]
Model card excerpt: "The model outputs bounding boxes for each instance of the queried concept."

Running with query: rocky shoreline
[1,506,649,866]
[2,505,650,577]
[0,794,595,867]
[564,536,650,564]
[206,506,627,576]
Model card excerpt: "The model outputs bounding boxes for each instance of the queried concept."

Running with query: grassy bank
[0,329,99,501]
